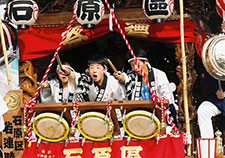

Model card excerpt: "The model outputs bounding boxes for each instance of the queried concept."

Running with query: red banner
[22,135,185,158]
[18,18,208,61]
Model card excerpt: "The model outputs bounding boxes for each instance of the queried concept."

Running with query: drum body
[77,111,114,141]
[32,112,69,142]
[202,34,225,80]
[123,110,160,139]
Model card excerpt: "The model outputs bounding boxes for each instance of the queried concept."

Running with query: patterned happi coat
[68,71,125,101]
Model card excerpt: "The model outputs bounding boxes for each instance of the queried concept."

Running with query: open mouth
[62,76,67,80]
[93,74,98,78]
[93,74,98,80]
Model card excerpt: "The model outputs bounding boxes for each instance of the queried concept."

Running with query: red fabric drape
[22,135,185,158]
[18,18,208,61]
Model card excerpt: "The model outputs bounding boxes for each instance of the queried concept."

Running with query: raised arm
[113,72,125,84]
[57,65,75,80]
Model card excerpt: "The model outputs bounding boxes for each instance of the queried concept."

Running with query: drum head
[123,110,160,139]
[32,113,69,142]
[77,112,113,141]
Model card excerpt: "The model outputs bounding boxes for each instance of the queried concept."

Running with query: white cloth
[0,81,10,132]
[0,96,9,131]
[40,79,74,103]
[0,68,19,90]
[197,101,221,138]
[69,71,125,101]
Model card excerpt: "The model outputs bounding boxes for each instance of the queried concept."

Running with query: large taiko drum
[123,110,160,139]
[77,111,114,141]
[32,113,69,142]
[202,34,225,80]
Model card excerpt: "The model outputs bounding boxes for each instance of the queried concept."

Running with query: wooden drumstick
[56,53,63,70]
[56,54,69,75]
[218,79,222,90]
[107,59,118,73]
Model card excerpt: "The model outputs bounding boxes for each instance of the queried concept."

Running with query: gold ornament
[3,92,20,110]
[22,125,28,132]
[70,126,76,134]
[215,130,223,156]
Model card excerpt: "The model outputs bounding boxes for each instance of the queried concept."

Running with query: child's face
[88,63,107,84]
[56,64,70,84]
[57,70,69,84]
[130,59,148,76]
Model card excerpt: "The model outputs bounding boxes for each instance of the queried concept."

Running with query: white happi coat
[69,71,125,101]
[123,67,175,105]
[40,79,74,103]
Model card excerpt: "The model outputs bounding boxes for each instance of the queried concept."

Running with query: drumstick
[218,79,222,90]
[107,59,118,73]
[56,53,63,70]
[56,53,69,75]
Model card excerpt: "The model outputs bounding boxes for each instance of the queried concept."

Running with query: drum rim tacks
[77,111,114,141]
[32,112,69,142]
[122,110,160,140]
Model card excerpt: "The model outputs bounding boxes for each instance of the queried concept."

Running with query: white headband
[128,57,147,63]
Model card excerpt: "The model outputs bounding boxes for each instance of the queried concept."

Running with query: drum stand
[21,100,169,145]
[81,137,85,146]
[110,136,114,146]
[58,108,66,125]
[121,109,131,145]
[36,138,41,147]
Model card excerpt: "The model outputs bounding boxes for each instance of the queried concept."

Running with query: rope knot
[159,97,165,108]
[151,92,159,103]
[24,98,36,113]
[107,100,112,104]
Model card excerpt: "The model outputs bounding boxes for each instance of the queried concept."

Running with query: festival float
[0,0,224,158]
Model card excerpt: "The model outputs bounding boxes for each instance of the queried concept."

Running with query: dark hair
[87,54,108,68]
[126,49,148,61]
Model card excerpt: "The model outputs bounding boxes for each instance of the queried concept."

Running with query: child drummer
[59,54,125,101]
[39,62,88,103]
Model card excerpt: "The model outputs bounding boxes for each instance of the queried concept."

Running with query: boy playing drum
[59,54,125,101]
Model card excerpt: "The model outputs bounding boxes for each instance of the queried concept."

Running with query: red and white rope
[104,0,179,135]
[106,100,112,123]
[160,97,165,124]
[23,14,77,143]
[71,99,79,127]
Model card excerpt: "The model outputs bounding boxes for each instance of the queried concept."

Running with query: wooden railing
[21,100,169,136]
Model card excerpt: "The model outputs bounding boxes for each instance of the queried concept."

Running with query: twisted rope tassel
[106,100,113,131]
[104,0,179,135]
[71,99,79,127]
[23,14,77,144]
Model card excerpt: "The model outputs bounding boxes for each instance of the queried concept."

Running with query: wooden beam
[21,100,169,111]
[35,8,147,25]
[21,100,169,136]
[34,8,189,25]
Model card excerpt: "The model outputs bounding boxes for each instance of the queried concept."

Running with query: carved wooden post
[175,43,197,152]
[2,90,24,158]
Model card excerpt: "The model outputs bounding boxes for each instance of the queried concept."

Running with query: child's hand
[113,72,125,84]
[216,89,224,99]
[37,81,49,90]
[57,65,71,76]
